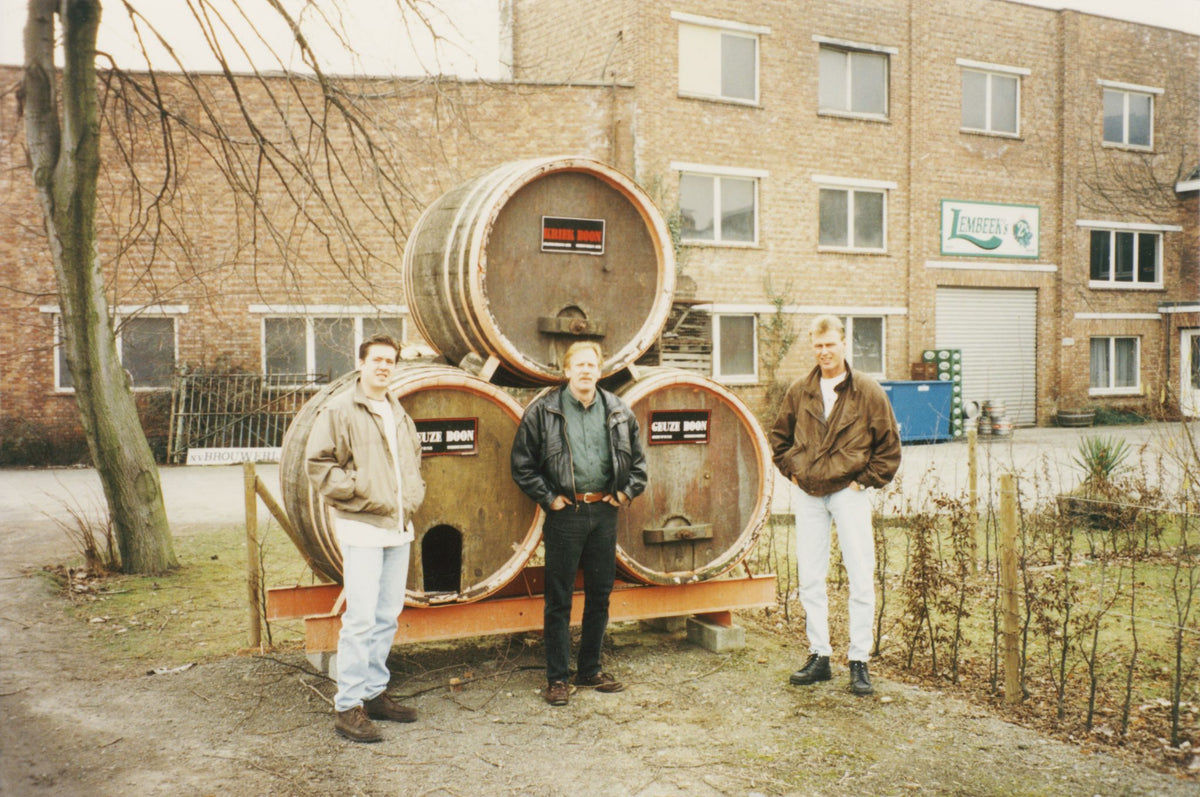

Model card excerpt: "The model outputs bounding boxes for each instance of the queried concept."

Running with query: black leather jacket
[510,385,647,511]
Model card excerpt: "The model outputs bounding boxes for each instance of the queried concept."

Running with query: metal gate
[168,373,327,463]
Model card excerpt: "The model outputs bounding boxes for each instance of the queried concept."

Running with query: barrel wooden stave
[404,157,675,384]
[279,364,540,606]
[615,368,773,585]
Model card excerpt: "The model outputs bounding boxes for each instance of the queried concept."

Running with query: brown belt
[574,492,608,504]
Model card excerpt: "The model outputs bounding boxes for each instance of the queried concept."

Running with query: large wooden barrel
[613,368,773,585]
[404,157,676,385]
[279,364,541,606]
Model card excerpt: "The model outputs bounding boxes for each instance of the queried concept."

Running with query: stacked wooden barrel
[611,369,773,585]
[403,156,676,384]
[279,365,540,606]
[279,156,772,604]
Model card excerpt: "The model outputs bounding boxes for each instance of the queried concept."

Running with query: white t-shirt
[820,371,847,420]
[334,397,413,549]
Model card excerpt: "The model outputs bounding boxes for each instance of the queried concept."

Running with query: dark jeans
[542,501,618,684]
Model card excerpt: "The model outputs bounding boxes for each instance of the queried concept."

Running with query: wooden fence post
[999,472,1020,704]
[968,426,979,568]
[244,461,262,649]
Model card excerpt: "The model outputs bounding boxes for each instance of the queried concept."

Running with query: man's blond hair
[809,314,845,340]
[563,340,603,369]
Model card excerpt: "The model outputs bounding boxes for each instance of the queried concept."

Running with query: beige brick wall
[0,69,636,459]
[2,0,1197,459]
[617,0,1197,422]
[1055,12,1200,413]
[512,0,635,83]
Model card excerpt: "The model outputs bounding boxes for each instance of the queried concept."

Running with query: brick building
[1,0,1197,462]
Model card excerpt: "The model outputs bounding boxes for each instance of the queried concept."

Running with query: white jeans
[334,543,410,712]
[793,484,875,662]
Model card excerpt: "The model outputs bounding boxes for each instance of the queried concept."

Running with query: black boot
[849,660,873,696]
[789,653,832,685]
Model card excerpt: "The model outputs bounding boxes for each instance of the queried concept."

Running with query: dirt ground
[0,458,1195,796]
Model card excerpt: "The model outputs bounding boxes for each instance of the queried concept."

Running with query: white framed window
[48,307,182,392]
[1090,336,1139,395]
[840,316,885,376]
[817,38,892,118]
[959,59,1026,136]
[674,163,765,245]
[815,176,894,252]
[1100,80,1158,149]
[1088,229,1161,288]
[713,314,758,383]
[261,314,405,384]
[673,13,767,105]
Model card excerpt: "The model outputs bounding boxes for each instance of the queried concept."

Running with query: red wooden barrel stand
[267,566,776,673]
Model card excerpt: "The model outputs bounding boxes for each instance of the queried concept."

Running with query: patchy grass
[36,486,1198,774]
[747,502,1199,775]
[48,523,313,673]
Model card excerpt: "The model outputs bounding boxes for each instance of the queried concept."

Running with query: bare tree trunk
[23,0,176,574]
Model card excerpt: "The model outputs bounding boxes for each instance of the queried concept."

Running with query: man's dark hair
[358,333,401,362]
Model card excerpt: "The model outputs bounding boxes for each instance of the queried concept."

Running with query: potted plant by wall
[1056,434,1138,529]
[1055,405,1096,427]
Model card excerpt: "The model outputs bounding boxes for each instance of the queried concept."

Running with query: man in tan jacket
[769,315,900,696]
[306,334,426,742]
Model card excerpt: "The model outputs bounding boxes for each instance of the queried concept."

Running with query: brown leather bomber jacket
[769,365,902,497]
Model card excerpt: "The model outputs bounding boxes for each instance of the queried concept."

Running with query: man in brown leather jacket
[769,314,900,696]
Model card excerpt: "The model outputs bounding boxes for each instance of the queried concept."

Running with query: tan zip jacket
[769,365,901,497]
[305,378,426,530]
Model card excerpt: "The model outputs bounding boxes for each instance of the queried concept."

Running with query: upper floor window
[816,37,894,118]
[840,316,885,376]
[673,162,765,245]
[713,314,757,383]
[50,308,182,392]
[1089,229,1161,288]
[261,314,405,384]
[815,175,895,252]
[673,12,769,105]
[958,59,1027,136]
[1100,80,1159,149]
[1090,336,1139,395]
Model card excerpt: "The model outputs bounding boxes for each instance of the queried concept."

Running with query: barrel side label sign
[648,410,710,445]
[541,216,605,255]
[414,418,478,456]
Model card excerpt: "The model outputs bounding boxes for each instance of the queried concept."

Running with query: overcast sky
[0,0,1196,73]
[0,0,506,77]
[1009,0,1200,34]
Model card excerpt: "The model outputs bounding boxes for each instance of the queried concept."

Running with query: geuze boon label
[648,410,710,444]
[415,418,478,456]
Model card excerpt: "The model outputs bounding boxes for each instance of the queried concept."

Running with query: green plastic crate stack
[922,348,964,438]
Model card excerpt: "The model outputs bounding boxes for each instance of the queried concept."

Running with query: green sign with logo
[940,199,1039,259]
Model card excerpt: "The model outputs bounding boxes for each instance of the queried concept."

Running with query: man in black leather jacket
[511,341,647,706]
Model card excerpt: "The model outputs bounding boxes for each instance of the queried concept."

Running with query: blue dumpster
[880,380,953,443]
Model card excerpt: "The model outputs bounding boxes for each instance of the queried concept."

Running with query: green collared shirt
[562,389,613,493]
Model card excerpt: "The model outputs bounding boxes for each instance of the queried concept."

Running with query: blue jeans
[793,484,876,662]
[334,543,410,712]
[542,502,618,684]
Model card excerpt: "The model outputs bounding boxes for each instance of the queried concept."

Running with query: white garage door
[936,287,1038,426]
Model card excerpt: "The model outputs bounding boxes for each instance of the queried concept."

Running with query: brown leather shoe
[334,705,383,743]
[573,671,625,693]
[544,680,574,706]
[364,692,418,723]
